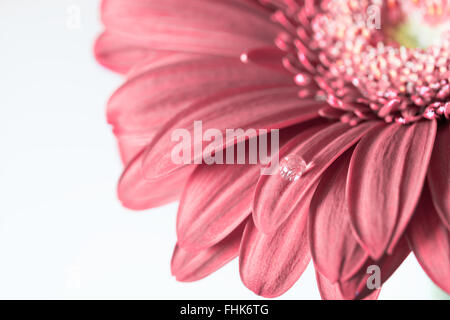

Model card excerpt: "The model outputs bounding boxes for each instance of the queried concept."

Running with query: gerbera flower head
[95,0,449,299]
[270,0,450,125]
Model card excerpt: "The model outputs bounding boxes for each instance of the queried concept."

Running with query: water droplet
[279,155,309,182]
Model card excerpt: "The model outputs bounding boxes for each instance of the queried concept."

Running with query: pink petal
[108,57,293,146]
[239,185,317,298]
[94,31,167,74]
[428,123,450,229]
[177,162,256,251]
[347,121,437,259]
[117,149,193,210]
[309,150,368,283]
[339,238,410,300]
[101,0,280,56]
[171,220,246,282]
[407,186,450,294]
[125,51,206,80]
[176,122,325,251]
[253,121,381,234]
[116,131,157,165]
[315,271,379,300]
[142,86,322,180]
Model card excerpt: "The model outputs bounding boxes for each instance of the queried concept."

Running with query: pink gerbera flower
[95,0,450,299]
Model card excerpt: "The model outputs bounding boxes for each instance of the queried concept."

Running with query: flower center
[384,0,450,48]
[260,0,450,124]
[268,0,450,125]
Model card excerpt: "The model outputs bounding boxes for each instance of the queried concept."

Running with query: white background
[0,0,448,299]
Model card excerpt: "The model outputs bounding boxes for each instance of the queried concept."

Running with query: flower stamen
[261,0,450,125]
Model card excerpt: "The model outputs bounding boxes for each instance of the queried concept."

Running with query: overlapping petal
[428,123,450,229]
[118,149,193,210]
[316,238,409,300]
[309,150,368,283]
[407,186,450,294]
[315,271,379,300]
[176,121,327,251]
[347,121,437,259]
[171,220,246,282]
[100,0,279,57]
[94,31,169,74]
[142,86,322,180]
[338,238,410,300]
[177,162,256,251]
[108,57,292,134]
[108,57,295,163]
[253,121,381,234]
[239,184,317,298]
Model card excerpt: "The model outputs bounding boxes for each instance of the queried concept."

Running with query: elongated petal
[177,162,256,251]
[338,238,410,300]
[177,122,326,251]
[309,150,368,283]
[315,271,379,300]
[171,221,246,282]
[94,31,165,74]
[142,86,322,180]
[428,123,450,229]
[110,56,289,163]
[101,0,279,56]
[253,121,381,234]
[347,121,437,259]
[116,131,157,165]
[118,149,193,210]
[239,185,317,298]
[407,186,450,294]
[125,52,205,80]
[108,57,293,140]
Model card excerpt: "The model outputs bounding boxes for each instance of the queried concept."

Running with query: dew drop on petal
[279,155,309,182]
